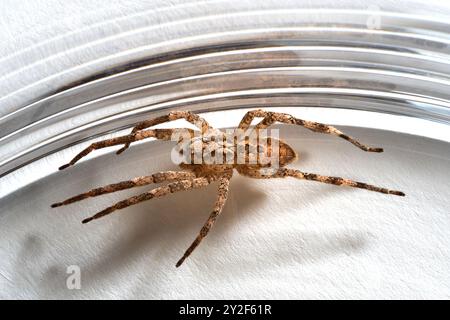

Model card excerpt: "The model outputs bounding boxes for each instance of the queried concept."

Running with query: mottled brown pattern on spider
[52,109,405,267]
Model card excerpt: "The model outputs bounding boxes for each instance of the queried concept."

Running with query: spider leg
[58,128,194,170]
[237,109,268,130]
[81,176,217,224]
[51,171,196,208]
[116,110,211,155]
[238,109,383,152]
[239,167,405,196]
[176,173,232,267]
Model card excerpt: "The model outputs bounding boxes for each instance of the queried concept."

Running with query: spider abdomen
[175,130,297,169]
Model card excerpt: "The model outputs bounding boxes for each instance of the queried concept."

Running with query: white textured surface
[0,121,449,299]
[0,0,450,299]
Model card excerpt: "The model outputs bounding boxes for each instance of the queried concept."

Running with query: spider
[51,109,405,267]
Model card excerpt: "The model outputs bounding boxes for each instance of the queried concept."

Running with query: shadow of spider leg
[58,128,194,170]
[117,110,211,155]
[51,171,197,208]
[237,109,383,152]
[176,173,232,268]
[240,167,405,196]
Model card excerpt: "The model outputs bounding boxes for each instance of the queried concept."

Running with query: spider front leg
[238,109,383,152]
[239,167,405,196]
[51,171,197,208]
[176,172,232,267]
[58,128,194,170]
[237,109,267,130]
[81,175,217,224]
[116,110,211,155]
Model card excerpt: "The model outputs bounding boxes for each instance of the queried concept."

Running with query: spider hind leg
[237,109,383,152]
[240,167,405,196]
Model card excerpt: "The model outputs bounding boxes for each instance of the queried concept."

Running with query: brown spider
[51,109,405,267]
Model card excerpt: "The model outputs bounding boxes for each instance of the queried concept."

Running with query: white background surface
[1,110,449,299]
[0,1,449,299]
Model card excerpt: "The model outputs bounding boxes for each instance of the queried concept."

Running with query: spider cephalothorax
[52,109,404,267]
